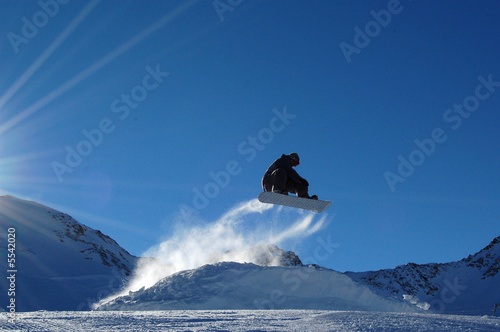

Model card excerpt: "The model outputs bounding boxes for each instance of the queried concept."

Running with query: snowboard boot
[297,193,318,200]
[273,189,288,195]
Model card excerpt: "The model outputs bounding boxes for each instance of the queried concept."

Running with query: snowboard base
[258,192,332,213]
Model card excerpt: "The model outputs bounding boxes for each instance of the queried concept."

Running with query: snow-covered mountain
[0,195,137,311]
[1,195,498,316]
[346,236,500,315]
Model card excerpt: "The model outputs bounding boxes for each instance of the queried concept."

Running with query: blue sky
[1,0,499,272]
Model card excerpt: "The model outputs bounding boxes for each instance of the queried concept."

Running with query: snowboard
[258,192,332,213]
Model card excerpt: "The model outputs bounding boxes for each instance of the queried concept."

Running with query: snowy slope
[2,194,498,317]
[98,235,500,314]
[0,195,137,311]
[97,261,418,312]
[346,236,500,315]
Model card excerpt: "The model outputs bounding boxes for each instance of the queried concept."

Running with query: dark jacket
[262,154,306,191]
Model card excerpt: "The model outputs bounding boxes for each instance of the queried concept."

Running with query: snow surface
[1,310,499,331]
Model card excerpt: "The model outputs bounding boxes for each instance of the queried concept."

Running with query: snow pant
[263,168,309,198]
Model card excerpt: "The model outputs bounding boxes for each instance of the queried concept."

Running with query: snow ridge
[463,236,500,279]
[207,243,303,267]
[0,195,137,311]
[49,208,135,275]
[346,236,500,315]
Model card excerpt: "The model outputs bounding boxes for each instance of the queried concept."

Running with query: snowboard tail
[258,192,332,213]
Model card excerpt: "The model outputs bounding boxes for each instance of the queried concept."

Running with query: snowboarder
[262,153,318,200]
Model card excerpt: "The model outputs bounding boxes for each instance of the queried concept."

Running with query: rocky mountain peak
[463,236,500,279]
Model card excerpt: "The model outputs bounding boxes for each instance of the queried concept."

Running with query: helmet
[288,153,300,165]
